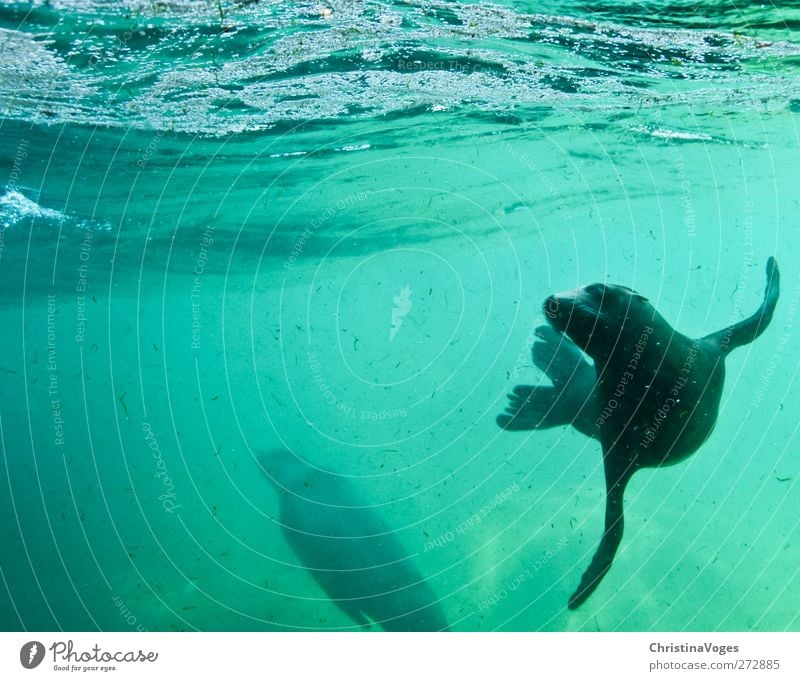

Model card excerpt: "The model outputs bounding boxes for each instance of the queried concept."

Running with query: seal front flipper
[531,325,591,389]
[497,385,572,430]
[568,458,634,609]
[497,326,599,434]
[532,325,600,436]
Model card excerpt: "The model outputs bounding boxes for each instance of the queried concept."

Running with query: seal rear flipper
[702,257,780,355]
[568,461,632,609]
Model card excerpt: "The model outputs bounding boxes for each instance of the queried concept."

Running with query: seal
[498,258,780,608]
[257,448,449,630]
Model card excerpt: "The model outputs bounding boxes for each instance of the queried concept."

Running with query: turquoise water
[1,0,799,631]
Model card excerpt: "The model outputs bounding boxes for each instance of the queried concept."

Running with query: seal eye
[585,283,604,297]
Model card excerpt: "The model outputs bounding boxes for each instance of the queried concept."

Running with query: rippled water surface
[1,0,799,632]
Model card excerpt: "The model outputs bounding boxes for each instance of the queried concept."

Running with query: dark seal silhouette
[257,448,449,630]
[498,258,780,608]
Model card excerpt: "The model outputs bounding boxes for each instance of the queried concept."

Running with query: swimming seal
[498,258,780,608]
[257,448,449,630]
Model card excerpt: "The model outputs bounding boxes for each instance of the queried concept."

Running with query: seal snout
[544,295,561,321]
[543,294,575,333]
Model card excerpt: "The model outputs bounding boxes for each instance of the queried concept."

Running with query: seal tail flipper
[568,462,632,610]
[702,257,780,356]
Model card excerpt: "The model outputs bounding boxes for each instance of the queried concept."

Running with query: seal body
[498,259,780,608]
[258,449,449,631]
